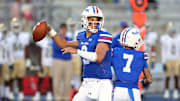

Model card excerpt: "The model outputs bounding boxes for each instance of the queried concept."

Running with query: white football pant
[113,87,141,101]
[73,78,113,101]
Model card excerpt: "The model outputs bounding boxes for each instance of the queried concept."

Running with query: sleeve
[98,33,112,45]
[144,52,149,68]
[76,32,82,41]
[112,37,117,48]
[52,40,61,52]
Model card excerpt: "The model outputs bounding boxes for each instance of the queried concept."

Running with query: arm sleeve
[76,32,82,41]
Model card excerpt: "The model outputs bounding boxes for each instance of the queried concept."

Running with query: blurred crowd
[0,17,82,101]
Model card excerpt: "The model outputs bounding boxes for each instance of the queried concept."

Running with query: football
[32,21,49,42]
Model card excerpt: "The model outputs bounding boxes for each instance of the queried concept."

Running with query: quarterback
[35,6,113,101]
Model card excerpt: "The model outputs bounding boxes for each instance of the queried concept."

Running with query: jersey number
[123,53,134,73]
[81,45,90,65]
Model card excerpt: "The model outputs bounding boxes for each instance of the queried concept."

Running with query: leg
[9,60,19,100]
[73,82,89,101]
[46,66,53,101]
[174,76,179,89]
[49,75,53,93]
[99,80,113,101]
[2,64,10,99]
[165,61,171,89]
[0,83,4,100]
[0,70,4,100]
[173,60,179,89]
[165,77,170,89]
[32,66,46,101]
[8,79,14,100]
[132,88,141,101]
[38,66,47,92]
[113,87,130,101]
[9,79,14,94]
[16,59,25,101]
[52,59,63,100]
[172,60,179,99]
[17,59,25,92]
[64,60,73,101]
[173,76,179,99]
[164,61,171,99]
[72,56,82,89]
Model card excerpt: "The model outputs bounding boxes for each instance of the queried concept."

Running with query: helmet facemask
[11,18,21,34]
[81,16,103,33]
[81,6,104,33]
[12,25,21,34]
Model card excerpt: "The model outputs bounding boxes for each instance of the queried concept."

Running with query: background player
[25,38,42,101]
[9,18,30,100]
[35,6,113,101]
[160,26,180,100]
[112,28,152,101]
[0,23,14,101]
[36,36,53,101]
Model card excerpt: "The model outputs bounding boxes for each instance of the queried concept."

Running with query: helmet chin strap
[96,24,100,31]
[87,24,100,33]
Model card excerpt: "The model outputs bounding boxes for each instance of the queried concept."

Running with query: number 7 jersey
[112,48,148,89]
[77,31,112,79]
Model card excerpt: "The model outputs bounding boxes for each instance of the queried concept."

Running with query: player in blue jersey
[112,21,128,48]
[41,6,113,101]
[112,28,152,101]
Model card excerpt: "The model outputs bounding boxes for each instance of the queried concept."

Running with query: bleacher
[0,0,180,33]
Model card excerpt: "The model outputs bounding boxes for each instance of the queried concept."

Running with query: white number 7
[123,53,134,73]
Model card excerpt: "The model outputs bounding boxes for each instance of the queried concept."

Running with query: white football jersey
[37,37,52,67]
[0,32,14,64]
[9,32,30,59]
[160,34,180,63]
[145,32,158,53]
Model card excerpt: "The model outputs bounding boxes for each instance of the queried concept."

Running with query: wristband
[49,28,57,37]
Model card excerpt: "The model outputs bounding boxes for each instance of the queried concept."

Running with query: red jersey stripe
[99,37,112,40]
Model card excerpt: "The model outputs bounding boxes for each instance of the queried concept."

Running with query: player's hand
[140,79,150,89]
[61,47,77,54]
[46,23,51,32]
